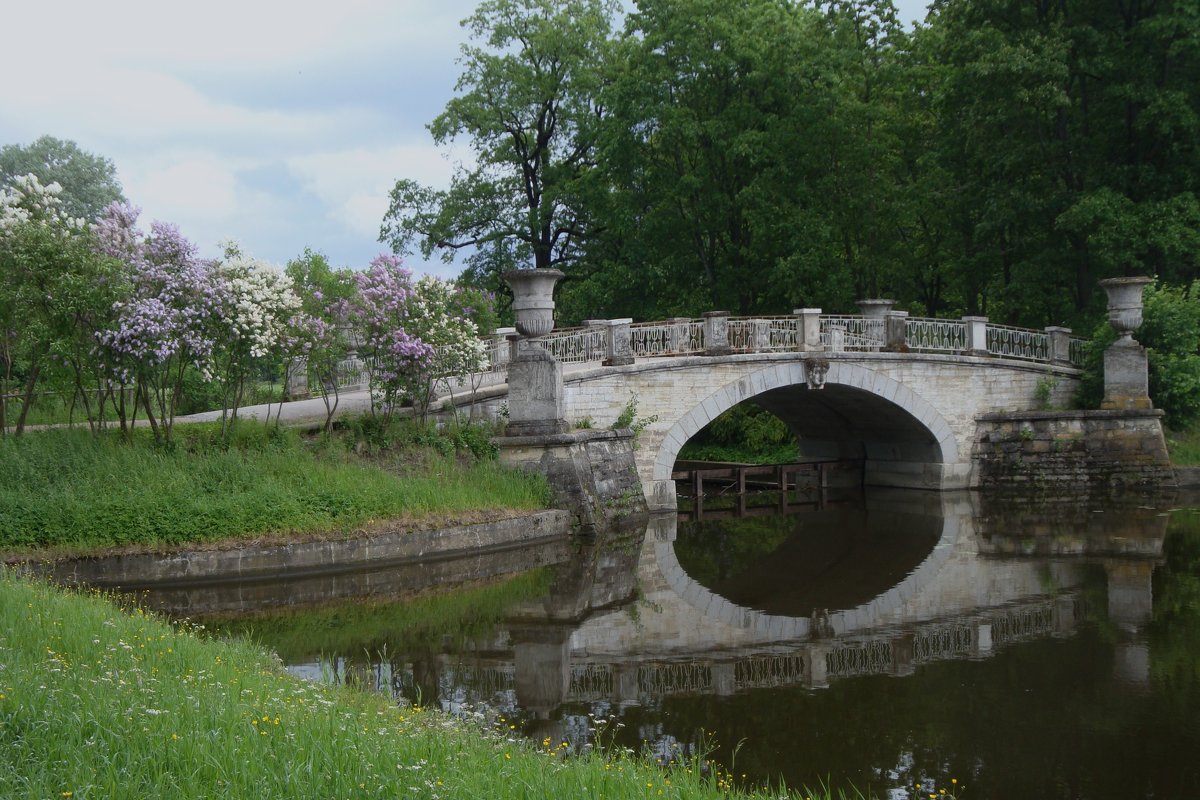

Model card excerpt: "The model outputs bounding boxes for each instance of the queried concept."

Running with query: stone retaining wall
[22,510,572,588]
[973,410,1176,492]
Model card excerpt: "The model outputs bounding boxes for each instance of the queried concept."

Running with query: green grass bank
[0,574,828,800]
[0,422,551,556]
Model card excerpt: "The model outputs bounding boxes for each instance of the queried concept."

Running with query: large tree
[0,135,126,222]
[380,0,617,291]
[918,0,1200,327]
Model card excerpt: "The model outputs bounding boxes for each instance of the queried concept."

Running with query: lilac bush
[211,252,302,426]
[93,204,223,442]
[347,254,435,421]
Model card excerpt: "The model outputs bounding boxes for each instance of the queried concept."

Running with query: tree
[918,0,1200,327]
[380,0,617,290]
[0,136,126,222]
[0,176,121,435]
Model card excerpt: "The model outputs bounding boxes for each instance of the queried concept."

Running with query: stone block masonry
[974,410,1176,492]
[495,429,649,534]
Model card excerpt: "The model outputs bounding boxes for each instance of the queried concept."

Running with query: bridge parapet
[431,311,1085,401]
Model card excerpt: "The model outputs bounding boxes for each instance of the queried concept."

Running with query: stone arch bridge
[444,311,1084,511]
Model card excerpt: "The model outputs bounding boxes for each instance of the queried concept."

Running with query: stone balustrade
[322,309,1085,395]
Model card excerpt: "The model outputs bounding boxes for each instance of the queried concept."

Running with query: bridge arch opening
[652,361,961,495]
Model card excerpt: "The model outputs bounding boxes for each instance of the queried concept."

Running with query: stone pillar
[1045,326,1073,365]
[603,318,634,366]
[884,310,909,352]
[493,327,517,367]
[579,319,608,363]
[828,324,846,353]
[505,347,569,435]
[503,269,569,435]
[285,357,308,399]
[793,308,823,352]
[973,622,993,657]
[1106,560,1155,631]
[857,298,895,350]
[703,311,732,356]
[1100,277,1155,411]
[963,316,989,355]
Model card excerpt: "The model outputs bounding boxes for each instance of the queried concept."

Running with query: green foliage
[381,0,616,283]
[0,424,546,553]
[611,394,658,440]
[1034,377,1059,411]
[0,135,125,220]
[1165,423,1200,466]
[679,404,798,464]
[1077,281,1200,429]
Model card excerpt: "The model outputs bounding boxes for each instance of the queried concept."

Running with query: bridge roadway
[444,314,1085,510]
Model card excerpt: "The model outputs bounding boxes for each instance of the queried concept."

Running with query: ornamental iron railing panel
[569,663,615,701]
[733,653,808,689]
[986,324,1050,362]
[539,326,607,364]
[911,623,976,662]
[630,319,705,357]
[905,318,968,353]
[728,317,801,352]
[819,315,884,350]
[638,662,713,696]
[825,638,893,678]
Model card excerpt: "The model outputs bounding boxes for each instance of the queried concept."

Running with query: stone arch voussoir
[649,360,959,482]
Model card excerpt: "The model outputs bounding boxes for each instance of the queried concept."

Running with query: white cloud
[287,141,472,236]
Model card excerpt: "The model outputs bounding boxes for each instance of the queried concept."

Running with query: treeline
[384,0,1200,332]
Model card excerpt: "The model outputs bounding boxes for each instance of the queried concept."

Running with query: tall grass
[0,574,825,800]
[0,425,550,554]
[1166,422,1200,466]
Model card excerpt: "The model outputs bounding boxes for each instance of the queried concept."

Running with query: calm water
[159,490,1200,800]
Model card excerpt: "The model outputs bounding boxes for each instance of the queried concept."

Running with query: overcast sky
[1,0,930,280]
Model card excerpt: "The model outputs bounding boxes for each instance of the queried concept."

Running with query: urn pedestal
[1099,277,1154,411]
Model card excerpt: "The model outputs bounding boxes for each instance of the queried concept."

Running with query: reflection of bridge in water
[301,492,1165,718]
[371,592,1086,708]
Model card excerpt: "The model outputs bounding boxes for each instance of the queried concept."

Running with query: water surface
[164,490,1200,799]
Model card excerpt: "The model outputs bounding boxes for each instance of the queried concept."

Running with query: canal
[145,490,1200,799]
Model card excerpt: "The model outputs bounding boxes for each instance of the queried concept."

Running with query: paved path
[176,389,374,425]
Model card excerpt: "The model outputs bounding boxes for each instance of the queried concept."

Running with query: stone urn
[503,268,564,338]
[856,298,897,319]
[1099,277,1154,341]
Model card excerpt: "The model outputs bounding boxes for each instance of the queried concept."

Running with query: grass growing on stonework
[0,420,551,555]
[0,573,834,800]
[1166,421,1200,466]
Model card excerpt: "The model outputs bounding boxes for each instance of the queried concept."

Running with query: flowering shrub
[93,204,223,442]
[345,255,495,421]
[0,175,113,434]
[347,255,435,421]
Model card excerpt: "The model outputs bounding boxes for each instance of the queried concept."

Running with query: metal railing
[629,319,704,357]
[905,317,968,353]
[986,324,1050,362]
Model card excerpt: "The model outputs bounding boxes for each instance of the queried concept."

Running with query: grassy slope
[0,425,550,554]
[0,575,801,800]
